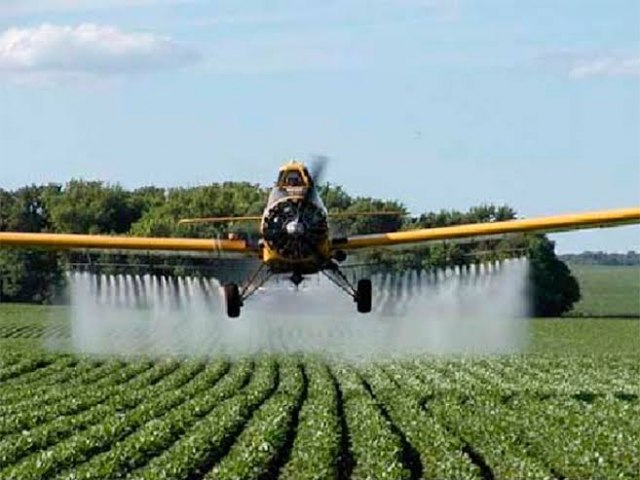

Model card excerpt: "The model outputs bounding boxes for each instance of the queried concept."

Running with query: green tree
[0,185,65,303]
[48,180,142,234]
[528,235,580,316]
[0,249,64,303]
[130,182,267,239]
[320,183,352,211]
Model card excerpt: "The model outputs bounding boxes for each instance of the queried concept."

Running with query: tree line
[560,251,639,266]
[0,180,580,316]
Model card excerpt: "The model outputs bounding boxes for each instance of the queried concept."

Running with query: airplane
[1,159,639,318]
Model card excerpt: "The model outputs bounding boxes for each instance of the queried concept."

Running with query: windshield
[277,170,303,187]
[267,185,326,212]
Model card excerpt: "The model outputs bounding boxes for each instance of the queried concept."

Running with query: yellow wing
[0,232,255,255]
[331,207,640,251]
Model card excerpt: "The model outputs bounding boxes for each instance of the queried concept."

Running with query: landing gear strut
[224,263,372,318]
[223,263,273,318]
[322,265,372,314]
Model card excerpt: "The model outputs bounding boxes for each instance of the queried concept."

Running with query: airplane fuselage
[259,162,333,276]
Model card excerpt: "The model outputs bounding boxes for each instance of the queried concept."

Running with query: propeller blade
[308,155,328,186]
[304,155,329,205]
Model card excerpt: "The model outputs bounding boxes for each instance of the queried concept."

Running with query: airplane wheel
[356,279,372,313]
[224,283,242,318]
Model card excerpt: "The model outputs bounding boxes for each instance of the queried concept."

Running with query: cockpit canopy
[276,161,311,188]
[268,160,325,212]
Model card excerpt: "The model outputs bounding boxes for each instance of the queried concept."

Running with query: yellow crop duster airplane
[1,159,639,317]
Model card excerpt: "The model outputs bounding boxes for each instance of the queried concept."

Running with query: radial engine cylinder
[263,199,328,259]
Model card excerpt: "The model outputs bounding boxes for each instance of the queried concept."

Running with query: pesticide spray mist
[63,258,530,359]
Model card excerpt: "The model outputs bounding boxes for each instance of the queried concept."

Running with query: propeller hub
[285,220,305,236]
[263,197,328,260]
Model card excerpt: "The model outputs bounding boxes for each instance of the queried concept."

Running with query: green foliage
[529,236,580,316]
[129,182,267,238]
[362,366,481,479]
[206,359,305,480]
[0,249,65,304]
[1,182,579,314]
[52,360,230,480]
[0,308,639,479]
[47,180,142,234]
[329,196,407,237]
[280,360,340,480]
[130,357,276,480]
[332,365,411,480]
[357,204,521,273]
[1,185,60,232]
[319,183,352,211]
[0,185,66,303]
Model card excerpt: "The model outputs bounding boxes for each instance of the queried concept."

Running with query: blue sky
[0,0,638,252]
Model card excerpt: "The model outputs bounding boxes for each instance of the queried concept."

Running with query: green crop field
[567,264,640,318]
[0,303,638,479]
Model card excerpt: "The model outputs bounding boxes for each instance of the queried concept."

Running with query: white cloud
[569,55,640,79]
[539,51,640,80]
[0,24,200,83]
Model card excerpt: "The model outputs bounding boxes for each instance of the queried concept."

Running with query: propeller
[295,155,329,260]
[298,154,328,215]
[307,154,328,187]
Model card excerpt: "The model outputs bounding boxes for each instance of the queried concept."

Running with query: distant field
[0,303,638,479]
[567,264,640,317]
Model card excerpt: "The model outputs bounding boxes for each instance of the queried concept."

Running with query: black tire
[356,279,372,313]
[224,283,242,318]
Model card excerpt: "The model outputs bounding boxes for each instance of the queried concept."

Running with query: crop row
[394,354,639,394]
[0,360,209,471]
[493,395,639,479]
[0,360,154,434]
[0,360,180,472]
[0,323,69,340]
[128,357,277,479]
[362,365,481,480]
[428,394,639,480]
[388,361,639,480]
[206,357,306,479]
[0,359,229,479]
[332,364,411,480]
[56,358,249,479]
[0,359,118,406]
[0,356,53,382]
[0,356,71,396]
[1,352,637,479]
[0,356,80,393]
[279,359,341,480]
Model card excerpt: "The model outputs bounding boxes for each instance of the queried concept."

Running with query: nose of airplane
[285,220,305,236]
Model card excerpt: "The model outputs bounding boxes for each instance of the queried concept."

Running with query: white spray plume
[61,258,530,359]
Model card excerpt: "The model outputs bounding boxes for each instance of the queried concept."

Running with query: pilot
[285,171,302,186]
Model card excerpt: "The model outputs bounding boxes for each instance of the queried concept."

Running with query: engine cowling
[263,199,328,259]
